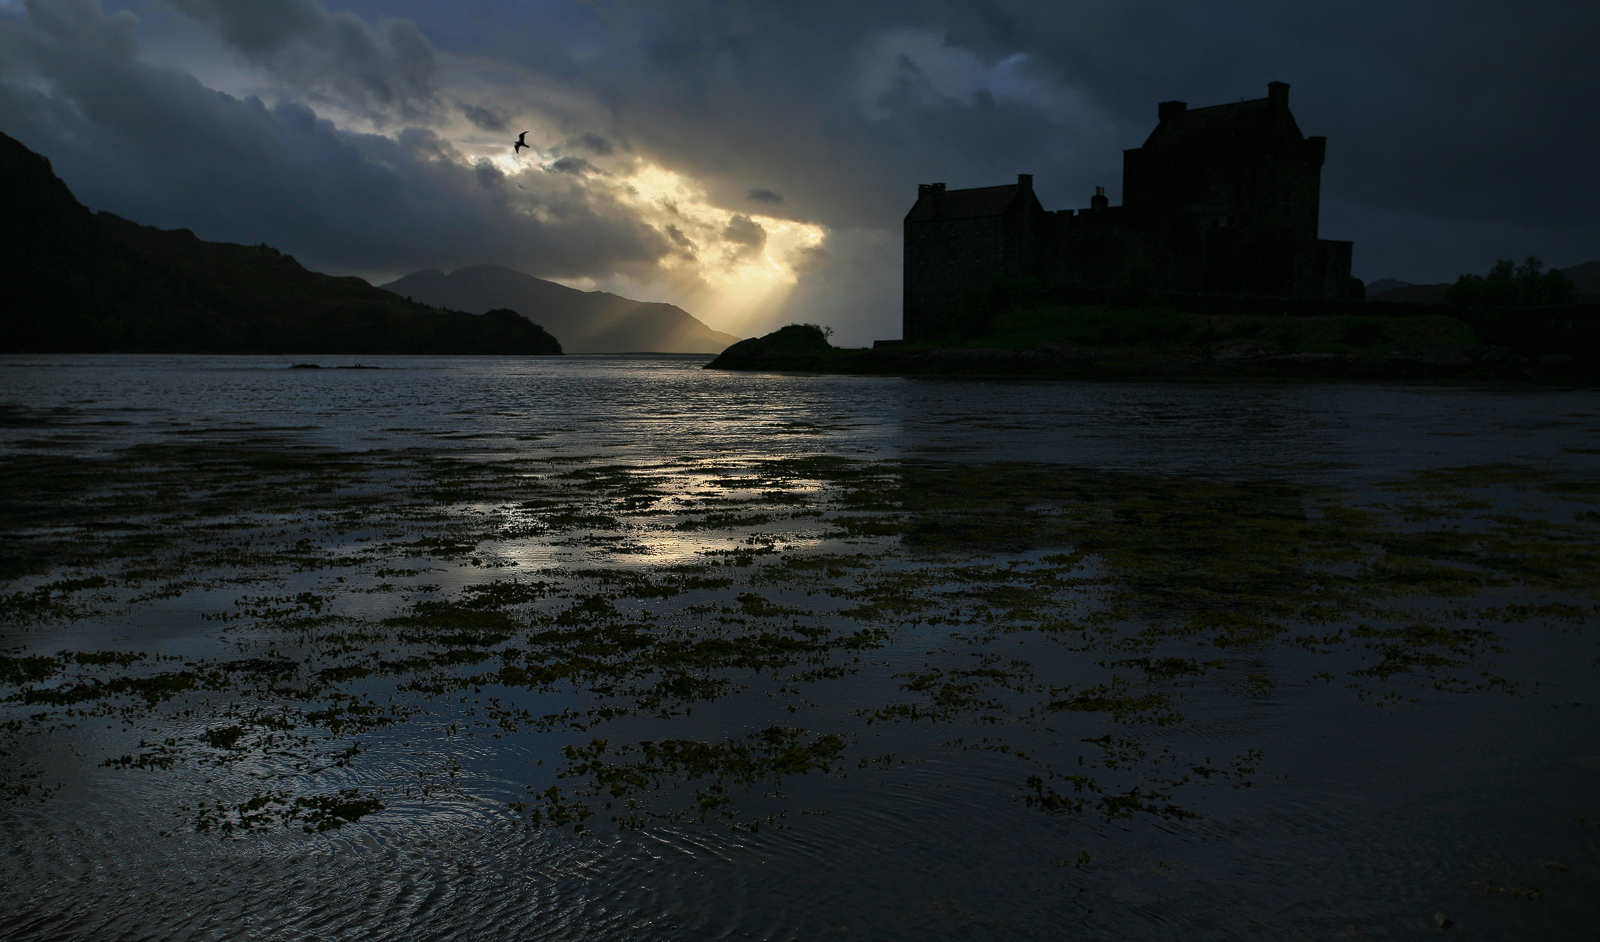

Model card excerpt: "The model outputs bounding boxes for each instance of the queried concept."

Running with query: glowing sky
[2,0,1595,344]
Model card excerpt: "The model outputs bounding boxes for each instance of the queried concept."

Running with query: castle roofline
[905,178,1035,222]
[1139,82,1304,149]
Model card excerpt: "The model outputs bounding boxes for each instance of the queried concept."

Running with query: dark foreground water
[1,354,1597,940]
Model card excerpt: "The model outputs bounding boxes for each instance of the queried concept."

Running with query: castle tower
[901,82,1356,339]
[902,173,1046,342]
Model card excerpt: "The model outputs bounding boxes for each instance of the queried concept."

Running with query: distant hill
[383,265,739,353]
[1367,261,1599,305]
[0,130,560,355]
[1367,283,1451,304]
[1562,260,1600,298]
[1363,278,1411,296]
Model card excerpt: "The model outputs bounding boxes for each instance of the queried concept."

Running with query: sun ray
[602,163,827,337]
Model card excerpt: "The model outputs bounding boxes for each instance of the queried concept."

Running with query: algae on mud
[1,437,1598,840]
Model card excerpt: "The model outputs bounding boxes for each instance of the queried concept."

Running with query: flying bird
[513,131,530,156]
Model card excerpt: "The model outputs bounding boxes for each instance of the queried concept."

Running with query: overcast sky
[3,0,1596,343]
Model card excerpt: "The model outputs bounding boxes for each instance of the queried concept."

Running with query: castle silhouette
[903,82,1359,341]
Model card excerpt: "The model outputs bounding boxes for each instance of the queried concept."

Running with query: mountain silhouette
[1365,282,1451,304]
[1561,260,1600,298]
[1362,278,1412,296]
[383,265,739,353]
[0,130,560,355]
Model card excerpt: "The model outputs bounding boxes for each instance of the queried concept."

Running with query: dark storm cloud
[473,159,504,189]
[163,0,441,123]
[566,132,614,155]
[459,102,509,131]
[788,242,829,273]
[0,0,667,279]
[748,188,783,204]
[722,214,766,248]
[546,156,598,175]
[161,0,323,56]
[664,224,697,252]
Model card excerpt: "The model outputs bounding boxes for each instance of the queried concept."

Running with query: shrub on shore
[1446,257,1574,307]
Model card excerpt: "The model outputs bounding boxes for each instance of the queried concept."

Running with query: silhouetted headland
[0,131,561,356]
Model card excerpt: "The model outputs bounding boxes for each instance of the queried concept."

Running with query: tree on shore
[1447,257,1575,307]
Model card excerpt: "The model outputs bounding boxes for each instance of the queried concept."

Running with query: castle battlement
[903,83,1358,341]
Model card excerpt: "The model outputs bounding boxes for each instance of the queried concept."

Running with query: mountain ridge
[383,264,739,354]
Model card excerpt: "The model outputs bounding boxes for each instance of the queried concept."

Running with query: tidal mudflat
[2,355,1598,940]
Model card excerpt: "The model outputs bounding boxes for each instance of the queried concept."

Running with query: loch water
[1,353,1597,941]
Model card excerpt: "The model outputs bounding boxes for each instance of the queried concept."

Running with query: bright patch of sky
[559,162,827,337]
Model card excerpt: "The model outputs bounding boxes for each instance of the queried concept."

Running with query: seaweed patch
[1,441,1596,834]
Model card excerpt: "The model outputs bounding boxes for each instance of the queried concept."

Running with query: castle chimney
[1090,186,1108,212]
[1017,173,1033,190]
[1158,100,1187,122]
[1268,81,1289,108]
